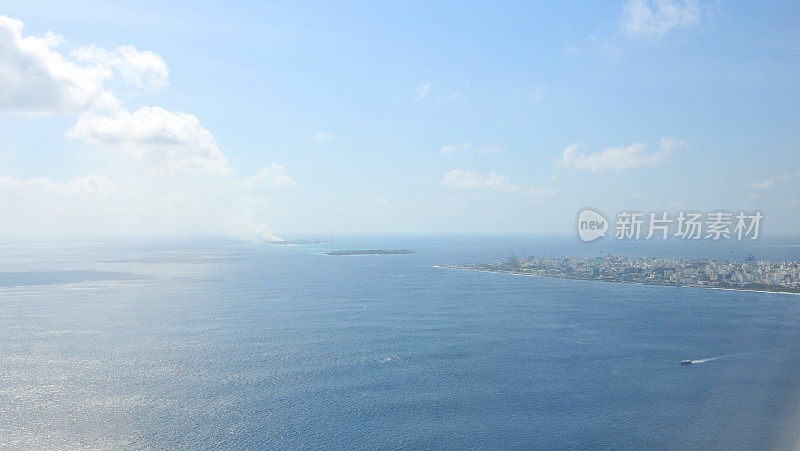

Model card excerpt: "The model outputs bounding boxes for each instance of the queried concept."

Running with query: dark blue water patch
[0,270,146,287]
[102,255,247,264]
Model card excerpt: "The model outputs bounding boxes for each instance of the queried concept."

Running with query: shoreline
[433,265,800,297]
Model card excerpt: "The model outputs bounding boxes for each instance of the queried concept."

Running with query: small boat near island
[681,359,707,365]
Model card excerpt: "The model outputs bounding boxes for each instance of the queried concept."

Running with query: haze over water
[2,235,800,448]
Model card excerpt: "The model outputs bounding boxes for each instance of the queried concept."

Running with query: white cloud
[0,15,289,241]
[530,85,546,101]
[619,0,701,37]
[439,143,504,155]
[71,44,168,90]
[226,197,280,241]
[0,14,167,114]
[747,179,775,190]
[442,169,556,200]
[748,169,800,190]
[658,136,686,152]
[0,174,116,196]
[68,106,232,175]
[302,130,334,144]
[507,184,558,198]
[560,137,683,171]
[240,164,296,187]
[414,82,431,102]
[226,220,281,242]
[442,169,507,189]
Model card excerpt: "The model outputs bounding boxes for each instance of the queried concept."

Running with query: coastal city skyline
[446,254,800,294]
[1,1,798,241]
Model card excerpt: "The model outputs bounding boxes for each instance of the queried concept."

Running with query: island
[439,255,800,295]
[324,249,414,256]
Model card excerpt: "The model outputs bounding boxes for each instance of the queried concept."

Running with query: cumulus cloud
[507,184,558,198]
[442,169,555,200]
[225,197,281,241]
[0,174,116,196]
[414,82,431,102]
[560,137,683,171]
[439,143,504,155]
[239,164,296,187]
[619,0,701,37]
[442,169,508,189]
[747,179,775,190]
[0,14,167,114]
[68,106,232,175]
[746,169,800,191]
[0,14,292,241]
[226,220,281,242]
[71,44,168,90]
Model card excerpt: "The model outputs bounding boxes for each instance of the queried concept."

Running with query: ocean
[2,235,800,449]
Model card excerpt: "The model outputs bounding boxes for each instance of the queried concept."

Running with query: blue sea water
[1,235,800,449]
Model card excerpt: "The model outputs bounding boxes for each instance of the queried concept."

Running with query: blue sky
[0,1,798,239]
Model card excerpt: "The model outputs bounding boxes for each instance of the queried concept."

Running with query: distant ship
[680,360,694,365]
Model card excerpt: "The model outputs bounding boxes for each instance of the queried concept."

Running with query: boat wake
[682,346,795,365]
[688,358,714,364]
